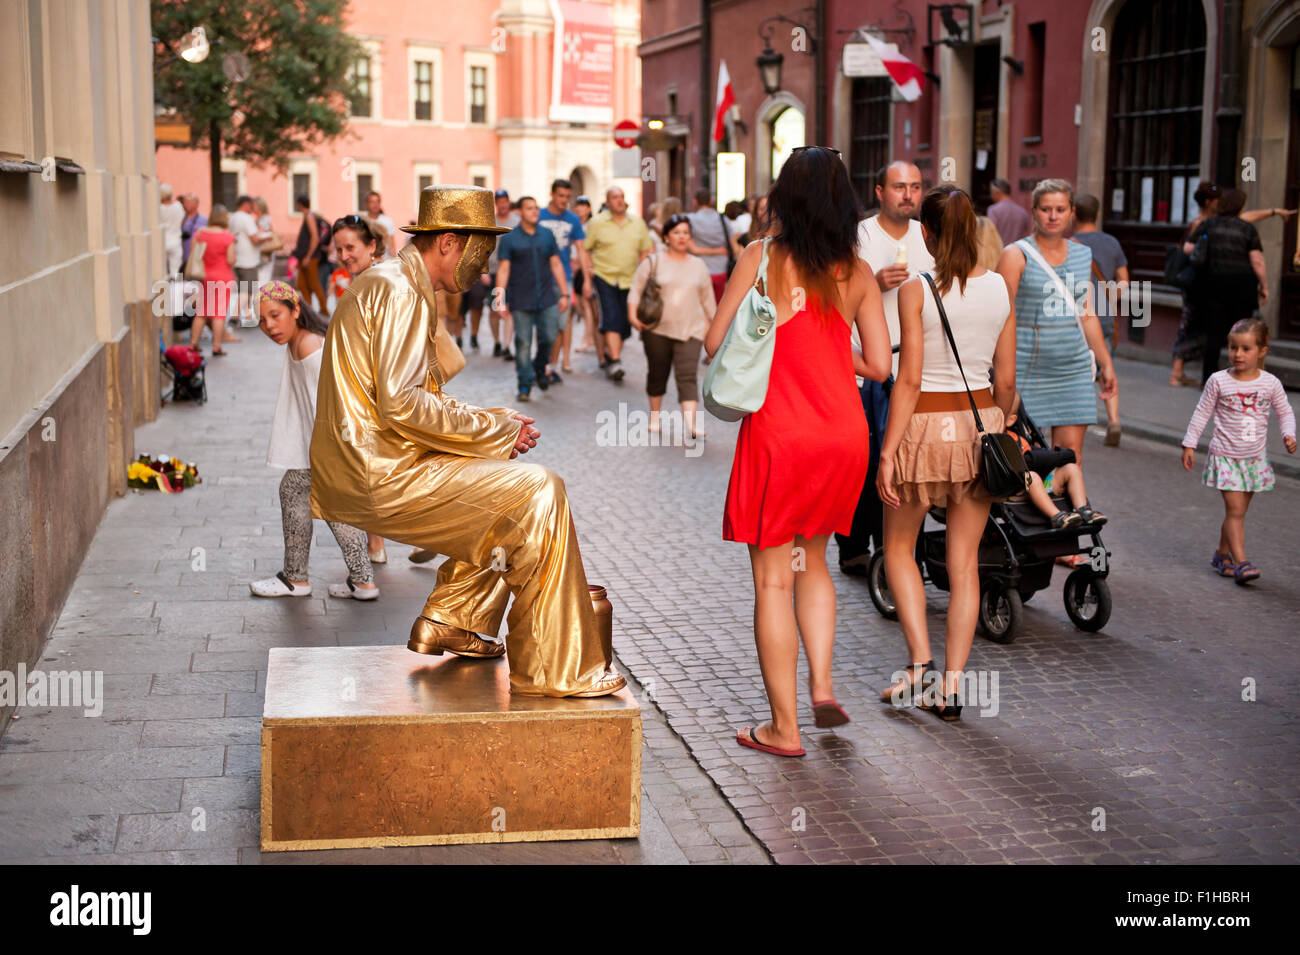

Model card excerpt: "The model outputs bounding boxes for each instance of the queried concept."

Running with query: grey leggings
[279,469,373,583]
[643,331,703,403]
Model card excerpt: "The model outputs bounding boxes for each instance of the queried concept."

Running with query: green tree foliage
[153,0,363,202]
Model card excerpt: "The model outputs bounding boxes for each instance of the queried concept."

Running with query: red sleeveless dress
[723,298,868,548]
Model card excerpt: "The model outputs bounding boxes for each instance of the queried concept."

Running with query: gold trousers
[365,454,612,697]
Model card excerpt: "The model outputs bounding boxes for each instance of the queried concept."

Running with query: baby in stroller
[1005,404,1107,530]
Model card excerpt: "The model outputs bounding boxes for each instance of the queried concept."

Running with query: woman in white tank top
[249,280,379,601]
[875,185,1017,721]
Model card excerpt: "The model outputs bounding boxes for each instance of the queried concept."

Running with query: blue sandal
[1233,561,1260,585]
[1211,551,1234,575]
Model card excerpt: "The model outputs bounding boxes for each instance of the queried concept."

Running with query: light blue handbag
[703,237,777,421]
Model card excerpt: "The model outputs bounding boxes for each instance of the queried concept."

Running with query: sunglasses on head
[334,214,367,229]
[790,145,842,158]
[663,214,692,233]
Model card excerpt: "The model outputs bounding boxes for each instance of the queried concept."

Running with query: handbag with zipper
[637,255,664,330]
[920,271,1030,500]
[703,237,777,421]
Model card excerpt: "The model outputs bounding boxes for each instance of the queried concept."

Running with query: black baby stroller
[161,342,208,404]
[866,400,1112,643]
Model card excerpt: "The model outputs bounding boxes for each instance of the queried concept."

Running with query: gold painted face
[453,233,496,291]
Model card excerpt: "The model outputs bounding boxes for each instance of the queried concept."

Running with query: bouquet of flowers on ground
[127,454,200,493]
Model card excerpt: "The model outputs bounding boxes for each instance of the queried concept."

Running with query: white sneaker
[328,579,380,601]
[250,572,312,597]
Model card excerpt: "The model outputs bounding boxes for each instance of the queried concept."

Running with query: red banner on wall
[548,0,614,124]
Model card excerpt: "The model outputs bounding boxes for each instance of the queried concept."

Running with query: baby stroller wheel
[1063,569,1111,632]
[979,583,1022,644]
[867,549,898,621]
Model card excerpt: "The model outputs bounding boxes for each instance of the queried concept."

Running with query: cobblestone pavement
[3,316,1297,864]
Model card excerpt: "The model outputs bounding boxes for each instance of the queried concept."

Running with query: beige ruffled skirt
[890,403,1005,508]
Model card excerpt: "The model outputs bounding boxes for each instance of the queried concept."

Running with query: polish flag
[862,34,924,102]
[712,60,736,142]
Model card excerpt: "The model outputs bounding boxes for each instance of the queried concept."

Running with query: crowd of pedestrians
[158,162,1293,749]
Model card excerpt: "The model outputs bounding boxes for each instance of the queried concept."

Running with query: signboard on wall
[548,0,614,124]
[842,41,888,77]
[716,152,746,209]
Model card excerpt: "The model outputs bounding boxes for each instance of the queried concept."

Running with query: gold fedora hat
[402,184,511,235]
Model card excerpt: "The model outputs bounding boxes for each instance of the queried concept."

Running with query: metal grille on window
[470,66,486,124]
[414,61,433,121]
[1104,0,1206,286]
[351,55,371,117]
[849,77,892,209]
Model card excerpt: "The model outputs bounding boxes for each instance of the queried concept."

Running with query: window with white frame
[413,162,440,210]
[350,54,372,117]
[408,45,442,124]
[467,163,494,191]
[288,159,318,215]
[351,160,382,212]
[219,159,246,209]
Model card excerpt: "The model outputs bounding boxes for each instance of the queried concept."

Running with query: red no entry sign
[614,120,638,149]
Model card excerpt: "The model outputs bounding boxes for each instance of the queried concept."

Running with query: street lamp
[757,45,784,95]
[178,27,210,63]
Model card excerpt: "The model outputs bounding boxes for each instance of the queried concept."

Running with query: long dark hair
[763,146,860,313]
[919,184,978,296]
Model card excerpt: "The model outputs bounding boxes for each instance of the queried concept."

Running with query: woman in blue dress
[996,178,1117,464]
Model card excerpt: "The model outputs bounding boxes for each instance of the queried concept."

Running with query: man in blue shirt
[537,178,593,384]
[494,196,572,401]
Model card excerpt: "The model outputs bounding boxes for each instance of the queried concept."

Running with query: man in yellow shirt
[585,186,653,381]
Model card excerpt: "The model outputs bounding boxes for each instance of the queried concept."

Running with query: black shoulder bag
[718,210,736,277]
[920,272,1030,500]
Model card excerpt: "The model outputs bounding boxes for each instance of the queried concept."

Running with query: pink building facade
[156,0,643,245]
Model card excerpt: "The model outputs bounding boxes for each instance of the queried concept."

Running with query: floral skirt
[1203,453,1274,493]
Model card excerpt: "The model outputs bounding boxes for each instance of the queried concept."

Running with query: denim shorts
[594,275,631,339]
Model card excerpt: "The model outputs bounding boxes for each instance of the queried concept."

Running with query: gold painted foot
[567,667,627,698]
[407,616,506,658]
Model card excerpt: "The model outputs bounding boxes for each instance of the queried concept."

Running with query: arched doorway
[568,165,596,203]
[770,107,805,183]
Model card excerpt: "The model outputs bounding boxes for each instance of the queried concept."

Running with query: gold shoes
[568,668,627,698]
[408,616,506,658]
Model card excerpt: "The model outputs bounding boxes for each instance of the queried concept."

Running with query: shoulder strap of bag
[1017,237,1090,346]
[754,237,771,297]
[921,272,985,433]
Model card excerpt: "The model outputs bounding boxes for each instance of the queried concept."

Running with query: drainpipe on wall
[700,0,712,192]
[1215,0,1243,186]
[815,0,826,145]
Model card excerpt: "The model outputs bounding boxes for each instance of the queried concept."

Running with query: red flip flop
[812,699,851,728]
[736,726,805,758]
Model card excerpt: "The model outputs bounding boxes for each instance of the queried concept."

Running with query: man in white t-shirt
[839,161,935,576]
[159,183,185,277]
[364,191,397,257]
[229,195,267,326]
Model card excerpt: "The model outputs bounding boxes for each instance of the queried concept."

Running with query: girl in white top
[876,185,1016,721]
[249,280,378,601]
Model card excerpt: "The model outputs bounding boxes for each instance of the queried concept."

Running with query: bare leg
[682,399,701,437]
[648,394,663,431]
[1050,424,1087,466]
[747,540,802,751]
[880,499,932,697]
[211,317,229,354]
[1220,490,1253,564]
[792,534,837,704]
[189,316,207,350]
[940,494,993,703]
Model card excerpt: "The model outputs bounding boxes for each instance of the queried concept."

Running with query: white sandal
[250,572,312,597]
[368,545,387,564]
[328,579,380,601]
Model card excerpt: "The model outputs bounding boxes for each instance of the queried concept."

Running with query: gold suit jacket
[310,244,521,525]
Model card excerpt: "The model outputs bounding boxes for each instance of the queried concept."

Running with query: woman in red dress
[190,204,238,356]
[705,146,891,757]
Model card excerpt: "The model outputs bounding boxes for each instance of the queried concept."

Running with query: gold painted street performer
[310,185,625,698]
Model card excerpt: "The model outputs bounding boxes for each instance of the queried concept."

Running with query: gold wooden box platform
[260,645,641,851]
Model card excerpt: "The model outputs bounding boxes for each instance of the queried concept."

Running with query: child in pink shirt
[1182,318,1296,584]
